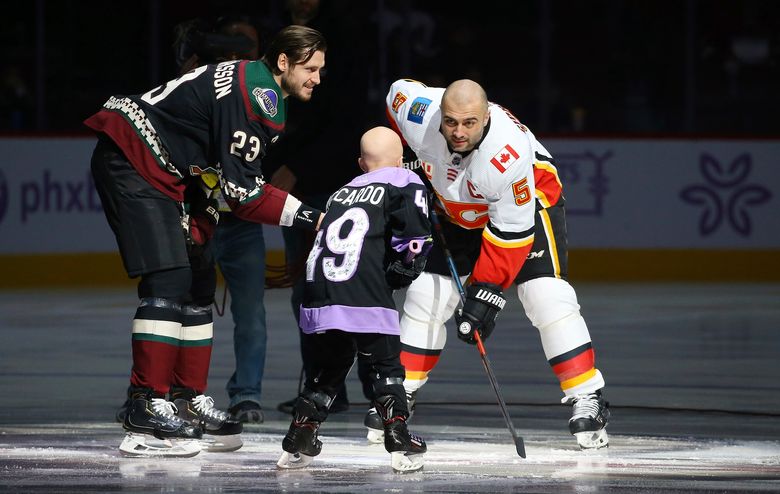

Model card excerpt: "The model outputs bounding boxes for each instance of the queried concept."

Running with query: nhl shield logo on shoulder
[252,88,278,117]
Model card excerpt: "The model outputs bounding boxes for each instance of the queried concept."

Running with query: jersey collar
[239,61,286,131]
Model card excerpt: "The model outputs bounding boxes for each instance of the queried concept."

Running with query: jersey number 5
[512,178,532,206]
[305,207,370,282]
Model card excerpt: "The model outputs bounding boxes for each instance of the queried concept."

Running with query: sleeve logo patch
[407,97,432,124]
[489,144,519,173]
[391,92,407,113]
[252,88,278,117]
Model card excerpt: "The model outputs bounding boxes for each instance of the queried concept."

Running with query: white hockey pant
[399,272,466,394]
[517,277,605,399]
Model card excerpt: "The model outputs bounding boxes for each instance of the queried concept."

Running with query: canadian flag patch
[489,144,519,173]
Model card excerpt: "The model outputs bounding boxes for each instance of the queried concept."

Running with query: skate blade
[277,451,315,469]
[201,433,243,452]
[119,433,201,458]
[366,427,385,444]
[575,428,609,450]
[391,451,424,473]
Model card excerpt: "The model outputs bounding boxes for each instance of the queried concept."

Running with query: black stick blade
[515,436,526,458]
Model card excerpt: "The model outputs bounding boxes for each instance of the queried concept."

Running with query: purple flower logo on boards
[555,151,612,216]
[0,169,8,225]
[680,153,771,236]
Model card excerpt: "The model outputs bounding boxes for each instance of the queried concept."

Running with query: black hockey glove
[185,195,220,247]
[386,256,427,289]
[455,282,506,345]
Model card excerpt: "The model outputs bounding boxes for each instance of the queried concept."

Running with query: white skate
[277,451,316,469]
[391,451,424,473]
[119,432,201,458]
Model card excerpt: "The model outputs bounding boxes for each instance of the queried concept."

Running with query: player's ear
[358,157,367,172]
[276,53,288,73]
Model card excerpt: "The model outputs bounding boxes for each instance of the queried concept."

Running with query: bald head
[439,79,490,153]
[358,126,403,172]
[442,79,488,114]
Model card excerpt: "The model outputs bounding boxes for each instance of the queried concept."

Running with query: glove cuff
[291,203,323,230]
[466,282,506,311]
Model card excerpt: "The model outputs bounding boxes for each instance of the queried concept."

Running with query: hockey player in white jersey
[373,78,610,450]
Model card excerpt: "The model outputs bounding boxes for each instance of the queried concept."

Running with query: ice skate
[115,385,134,423]
[172,390,243,452]
[277,413,322,469]
[566,390,610,449]
[375,394,426,473]
[120,397,202,457]
[364,390,416,445]
[364,407,384,444]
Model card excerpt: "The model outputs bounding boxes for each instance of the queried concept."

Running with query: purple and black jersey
[299,167,431,336]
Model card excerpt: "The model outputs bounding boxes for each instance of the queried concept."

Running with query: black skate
[364,390,417,445]
[375,394,426,472]
[120,396,202,457]
[115,385,135,423]
[228,401,264,424]
[277,414,323,469]
[172,388,243,452]
[566,390,610,449]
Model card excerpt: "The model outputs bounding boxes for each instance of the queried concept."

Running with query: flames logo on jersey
[438,196,489,229]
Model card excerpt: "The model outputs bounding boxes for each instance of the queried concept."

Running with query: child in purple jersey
[277,127,432,473]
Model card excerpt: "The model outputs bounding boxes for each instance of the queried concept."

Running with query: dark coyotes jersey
[299,167,431,336]
[84,60,300,227]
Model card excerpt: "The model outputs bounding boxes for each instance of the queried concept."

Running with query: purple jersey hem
[299,305,401,335]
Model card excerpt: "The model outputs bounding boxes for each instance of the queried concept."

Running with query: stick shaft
[429,207,526,458]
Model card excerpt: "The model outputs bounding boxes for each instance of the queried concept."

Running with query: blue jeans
[211,215,267,408]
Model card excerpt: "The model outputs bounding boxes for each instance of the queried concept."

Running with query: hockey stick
[429,207,527,458]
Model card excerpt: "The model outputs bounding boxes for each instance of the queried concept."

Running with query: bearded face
[280,50,325,102]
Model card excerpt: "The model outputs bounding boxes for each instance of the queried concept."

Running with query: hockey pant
[399,272,464,395]
[399,273,604,399]
[517,277,604,399]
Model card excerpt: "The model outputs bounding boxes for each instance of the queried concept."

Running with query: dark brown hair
[262,25,327,75]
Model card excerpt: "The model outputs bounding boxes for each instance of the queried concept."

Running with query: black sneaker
[277,397,297,414]
[229,401,264,423]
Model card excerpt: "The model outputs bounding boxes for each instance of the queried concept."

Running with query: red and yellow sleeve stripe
[472,223,534,289]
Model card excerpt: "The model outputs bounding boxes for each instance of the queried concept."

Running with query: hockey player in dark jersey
[277,126,432,473]
[85,25,328,457]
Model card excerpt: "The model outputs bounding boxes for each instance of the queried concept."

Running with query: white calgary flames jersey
[386,78,557,288]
